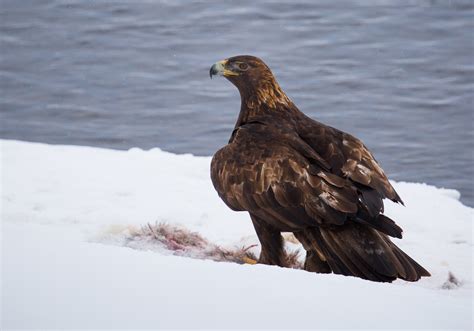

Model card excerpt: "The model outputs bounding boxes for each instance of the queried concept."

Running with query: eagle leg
[293,231,332,274]
[250,214,286,267]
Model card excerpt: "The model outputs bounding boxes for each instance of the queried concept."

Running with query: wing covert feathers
[295,116,404,204]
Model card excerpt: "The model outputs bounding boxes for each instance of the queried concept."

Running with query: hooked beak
[209,59,239,79]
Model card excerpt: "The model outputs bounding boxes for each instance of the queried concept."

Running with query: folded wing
[211,122,402,238]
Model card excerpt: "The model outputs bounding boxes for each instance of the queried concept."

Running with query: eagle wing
[296,115,403,204]
[211,122,374,231]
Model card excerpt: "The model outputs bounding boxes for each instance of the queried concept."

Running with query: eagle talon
[242,256,257,265]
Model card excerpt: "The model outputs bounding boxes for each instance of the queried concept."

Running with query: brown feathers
[210,55,429,282]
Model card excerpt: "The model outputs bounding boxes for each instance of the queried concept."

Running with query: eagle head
[210,55,290,108]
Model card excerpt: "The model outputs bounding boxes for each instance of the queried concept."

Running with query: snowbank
[1,140,472,329]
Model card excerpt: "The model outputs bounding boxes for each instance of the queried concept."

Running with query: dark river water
[1,0,473,206]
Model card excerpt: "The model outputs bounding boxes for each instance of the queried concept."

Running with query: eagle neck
[234,81,293,128]
[234,103,258,128]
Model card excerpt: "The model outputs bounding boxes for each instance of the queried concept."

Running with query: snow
[1,139,473,329]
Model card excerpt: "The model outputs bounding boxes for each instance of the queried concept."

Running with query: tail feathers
[388,239,431,280]
[304,223,430,282]
[356,214,403,239]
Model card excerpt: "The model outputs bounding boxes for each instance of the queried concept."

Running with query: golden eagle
[209,55,430,282]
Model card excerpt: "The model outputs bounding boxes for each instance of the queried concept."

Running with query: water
[1,0,473,206]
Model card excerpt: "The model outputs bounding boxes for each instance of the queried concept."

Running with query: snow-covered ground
[1,139,473,330]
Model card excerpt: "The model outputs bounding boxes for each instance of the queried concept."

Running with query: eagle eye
[238,63,249,71]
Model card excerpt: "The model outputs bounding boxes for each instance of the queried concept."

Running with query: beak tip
[210,61,229,79]
[209,63,218,79]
